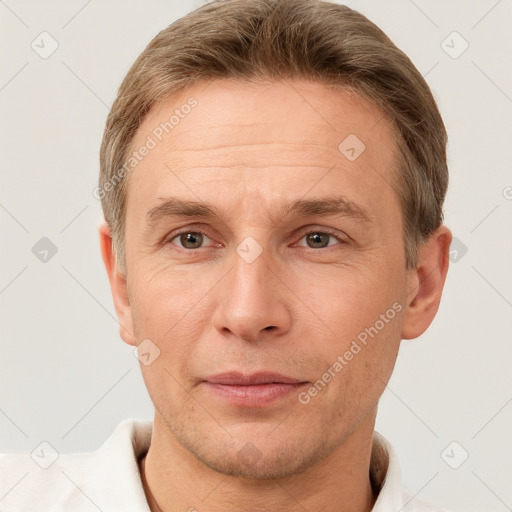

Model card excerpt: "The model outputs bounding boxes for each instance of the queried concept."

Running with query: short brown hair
[99,0,448,271]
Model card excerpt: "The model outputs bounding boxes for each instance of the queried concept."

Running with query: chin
[177,423,335,480]
[196,446,316,480]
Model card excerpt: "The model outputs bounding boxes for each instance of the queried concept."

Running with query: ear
[401,225,452,340]
[99,222,136,346]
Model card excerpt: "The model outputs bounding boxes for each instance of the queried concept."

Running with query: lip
[204,371,305,385]
[202,372,308,407]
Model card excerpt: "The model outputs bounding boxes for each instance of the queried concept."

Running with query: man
[0,0,452,510]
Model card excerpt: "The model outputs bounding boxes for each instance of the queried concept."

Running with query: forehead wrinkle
[136,113,341,157]
[154,121,336,139]
[168,141,334,152]
[157,141,343,174]
[161,164,336,172]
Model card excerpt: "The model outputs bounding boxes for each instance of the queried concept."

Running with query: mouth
[202,371,309,407]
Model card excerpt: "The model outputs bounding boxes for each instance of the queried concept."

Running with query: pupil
[307,233,328,248]
[181,232,202,248]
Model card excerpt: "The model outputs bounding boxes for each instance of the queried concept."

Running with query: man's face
[122,79,412,478]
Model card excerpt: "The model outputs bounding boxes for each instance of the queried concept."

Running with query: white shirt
[0,419,447,511]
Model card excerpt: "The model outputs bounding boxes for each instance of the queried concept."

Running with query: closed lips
[204,371,307,385]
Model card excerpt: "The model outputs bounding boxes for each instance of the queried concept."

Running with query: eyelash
[297,228,349,248]
[165,227,348,251]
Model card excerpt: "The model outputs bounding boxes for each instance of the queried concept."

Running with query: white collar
[2,418,442,511]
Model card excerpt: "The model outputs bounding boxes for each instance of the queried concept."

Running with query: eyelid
[293,226,350,247]
[166,227,217,249]
[163,224,350,252]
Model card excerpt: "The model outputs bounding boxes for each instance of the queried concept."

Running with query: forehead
[133,79,394,155]
[126,79,400,221]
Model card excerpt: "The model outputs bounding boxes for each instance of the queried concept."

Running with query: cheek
[302,261,404,344]
[127,263,220,392]
[299,260,405,402]
[302,305,403,429]
[127,260,218,338]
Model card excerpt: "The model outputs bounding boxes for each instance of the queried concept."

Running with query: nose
[211,243,292,342]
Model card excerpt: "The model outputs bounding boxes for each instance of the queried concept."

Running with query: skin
[100,79,451,512]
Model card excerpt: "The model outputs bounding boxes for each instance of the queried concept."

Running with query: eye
[296,230,347,249]
[169,230,213,249]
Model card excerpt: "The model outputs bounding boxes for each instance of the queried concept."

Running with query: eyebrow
[146,195,372,226]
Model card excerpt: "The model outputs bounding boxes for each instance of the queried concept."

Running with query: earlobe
[401,225,452,340]
[99,223,136,346]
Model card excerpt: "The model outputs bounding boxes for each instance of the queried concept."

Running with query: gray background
[1,1,511,510]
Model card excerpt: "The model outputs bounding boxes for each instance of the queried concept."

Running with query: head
[99,0,451,479]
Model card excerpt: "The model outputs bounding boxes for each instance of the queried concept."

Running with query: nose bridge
[212,237,291,341]
[233,240,272,302]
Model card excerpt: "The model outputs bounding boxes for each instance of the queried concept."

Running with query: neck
[140,411,378,512]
